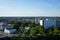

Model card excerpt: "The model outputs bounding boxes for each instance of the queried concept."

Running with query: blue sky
[0,0,60,17]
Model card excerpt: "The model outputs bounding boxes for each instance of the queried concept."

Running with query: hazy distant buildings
[0,17,60,29]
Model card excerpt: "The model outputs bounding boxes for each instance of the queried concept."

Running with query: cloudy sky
[0,0,60,17]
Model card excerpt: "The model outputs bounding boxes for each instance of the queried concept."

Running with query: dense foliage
[11,21,60,40]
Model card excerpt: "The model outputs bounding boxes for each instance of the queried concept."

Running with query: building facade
[39,19,60,29]
[43,19,56,29]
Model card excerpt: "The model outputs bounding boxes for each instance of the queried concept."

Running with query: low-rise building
[0,22,12,30]
[4,28,16,34]
[25,26,30,30]
[0,22,16,34]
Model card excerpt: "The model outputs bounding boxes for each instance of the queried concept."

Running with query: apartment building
[39,19,60,29]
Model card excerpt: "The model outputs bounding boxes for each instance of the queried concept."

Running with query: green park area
[10,21,60,40]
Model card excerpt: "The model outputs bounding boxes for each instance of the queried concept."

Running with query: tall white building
[39,20,43,26]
